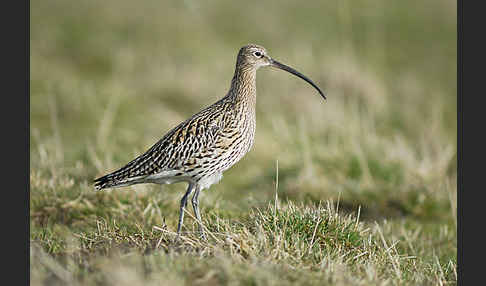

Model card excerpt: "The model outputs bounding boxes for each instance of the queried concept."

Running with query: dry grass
[31,201,456,285]
[30,0,456,285]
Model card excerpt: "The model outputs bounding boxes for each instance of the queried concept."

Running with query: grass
[30,0,456,284]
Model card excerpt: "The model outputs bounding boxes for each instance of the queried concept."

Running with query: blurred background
[30,0,456,236]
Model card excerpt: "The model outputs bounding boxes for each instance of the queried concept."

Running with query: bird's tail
[93,171,143,191]
[93,173,116,190]
[94,152,152,190]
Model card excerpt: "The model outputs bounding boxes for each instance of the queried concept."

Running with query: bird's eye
[254,51,263,58]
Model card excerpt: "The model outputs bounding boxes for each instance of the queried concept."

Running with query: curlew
[94,44,325,238]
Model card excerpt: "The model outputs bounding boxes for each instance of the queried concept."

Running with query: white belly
[198,172,223,190]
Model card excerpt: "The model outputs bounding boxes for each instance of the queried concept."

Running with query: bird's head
[237,44,326,100]
[237,44,271,69]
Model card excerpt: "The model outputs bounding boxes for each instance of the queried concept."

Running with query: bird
[94,44,326,239]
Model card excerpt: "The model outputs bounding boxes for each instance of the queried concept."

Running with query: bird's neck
[228,66,257,109]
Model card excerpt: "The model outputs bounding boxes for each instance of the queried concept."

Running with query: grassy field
[30,0,457,285]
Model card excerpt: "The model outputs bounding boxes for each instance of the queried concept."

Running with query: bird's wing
[94,101,232,189]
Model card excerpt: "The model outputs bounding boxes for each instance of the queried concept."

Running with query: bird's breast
[219,110,256,169]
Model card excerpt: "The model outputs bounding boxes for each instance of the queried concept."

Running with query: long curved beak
[270,58,326,100]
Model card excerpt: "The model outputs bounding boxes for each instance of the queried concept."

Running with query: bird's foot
[199,231,208,241]
[173,232,183,244]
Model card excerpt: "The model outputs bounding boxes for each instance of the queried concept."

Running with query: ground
[30,0,457,285]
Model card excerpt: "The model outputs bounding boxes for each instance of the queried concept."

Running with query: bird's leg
[176,182,195,240]
[191,186,206,240]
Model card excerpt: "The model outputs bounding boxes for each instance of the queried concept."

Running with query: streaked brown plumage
[94,44,325,238]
